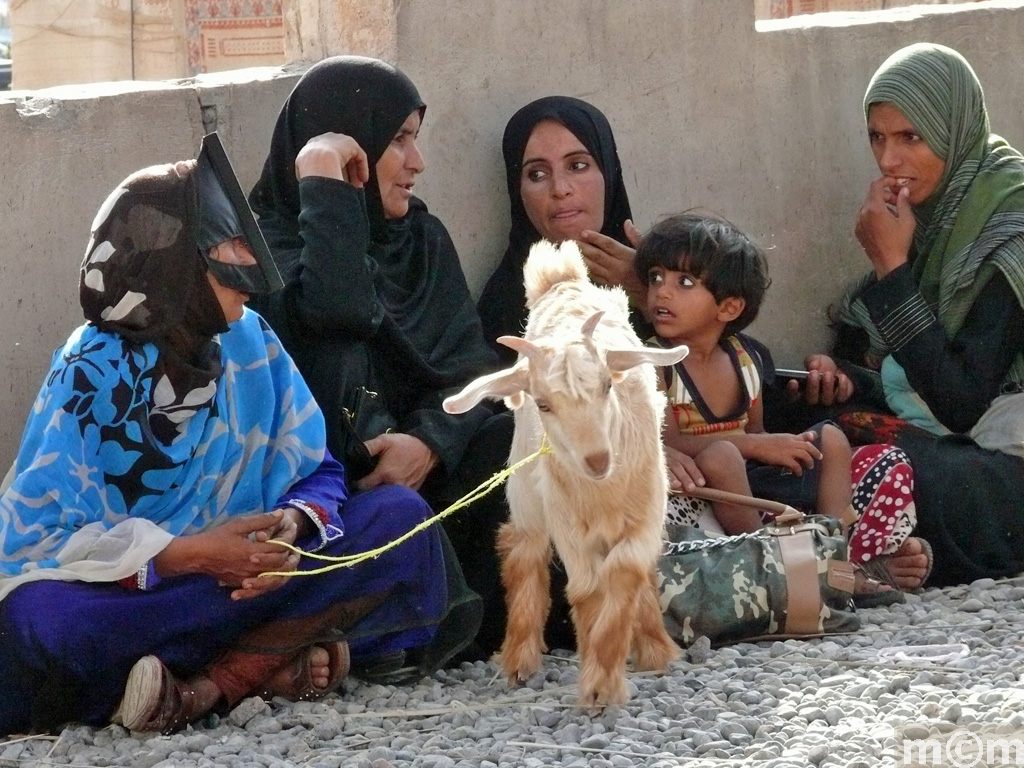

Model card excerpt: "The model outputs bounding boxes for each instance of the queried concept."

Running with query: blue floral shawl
[0,309,325,586]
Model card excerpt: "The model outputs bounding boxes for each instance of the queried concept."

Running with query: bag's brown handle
[672,486,802,520]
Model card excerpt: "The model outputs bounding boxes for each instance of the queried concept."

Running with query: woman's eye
[569,160,589,172]
[868,132,882,144]
[525,169,547,182]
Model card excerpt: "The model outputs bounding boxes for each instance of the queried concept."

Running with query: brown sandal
[261,640,350,701]
[860,536,934,593]
[852,567,906,608]
[113,656,221,733]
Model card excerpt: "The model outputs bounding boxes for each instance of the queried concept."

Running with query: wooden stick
[672,485,801,518]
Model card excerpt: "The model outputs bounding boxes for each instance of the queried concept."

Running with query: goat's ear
[497,335,542,362]
[605,344,689,375]
[504,391,526,410]
[443,365,530,414]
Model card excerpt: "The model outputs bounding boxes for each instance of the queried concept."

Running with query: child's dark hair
[633,212,771,336]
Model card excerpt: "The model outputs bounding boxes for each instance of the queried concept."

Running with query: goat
[443,240,688,706]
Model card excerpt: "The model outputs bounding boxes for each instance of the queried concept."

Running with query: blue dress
[0,310,479,733]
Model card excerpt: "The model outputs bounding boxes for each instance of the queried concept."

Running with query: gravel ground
[4,575,1024,768]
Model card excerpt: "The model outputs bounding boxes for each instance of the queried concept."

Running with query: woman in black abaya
[249,56,516,658]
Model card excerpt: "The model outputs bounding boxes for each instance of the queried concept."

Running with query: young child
[635,212,855,535]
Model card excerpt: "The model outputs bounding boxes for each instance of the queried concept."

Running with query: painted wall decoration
[185,0,284,75]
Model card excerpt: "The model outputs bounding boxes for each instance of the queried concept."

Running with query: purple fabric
[0,484,445,732]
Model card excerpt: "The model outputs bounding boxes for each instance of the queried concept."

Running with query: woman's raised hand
[578,219,646,304]
[295,133,370,187]
[855,176,915,278]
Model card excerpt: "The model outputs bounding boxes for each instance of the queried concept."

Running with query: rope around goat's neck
[259,437,551,578]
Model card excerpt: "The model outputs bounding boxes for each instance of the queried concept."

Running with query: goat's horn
[581,311,604,343]
[498,335,543,362]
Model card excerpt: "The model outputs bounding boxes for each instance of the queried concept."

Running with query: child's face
[646,264,725,342]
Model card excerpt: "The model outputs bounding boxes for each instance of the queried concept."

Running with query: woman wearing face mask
[0,135,464,735]
[477,96,651,369]
[249,57,515,658]
[786,43,1024,589]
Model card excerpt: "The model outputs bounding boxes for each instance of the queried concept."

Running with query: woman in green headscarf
[789,43,1024,589]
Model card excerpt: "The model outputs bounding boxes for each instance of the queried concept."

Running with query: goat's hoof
[578,672,628,709]
[498,648,542,685]
[501,663,540,688]
[578,682,627,711]
[632,637,681,672]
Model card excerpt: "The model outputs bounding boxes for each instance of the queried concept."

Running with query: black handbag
[337,386,398,479]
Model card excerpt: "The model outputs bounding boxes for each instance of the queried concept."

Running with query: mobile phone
[775,368,810,382]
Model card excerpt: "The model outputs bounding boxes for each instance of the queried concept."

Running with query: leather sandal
[262,640,350,701]
[859,536,934,593]
[113,655,220,733]
[852,565,906,608]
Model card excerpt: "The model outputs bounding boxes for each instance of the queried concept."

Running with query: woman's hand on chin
[855,176,915,278]
[579,219,645,302]
[356,433,439,492]
[295,132,370,187]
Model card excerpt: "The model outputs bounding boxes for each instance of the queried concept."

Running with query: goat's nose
[585,451,610,477]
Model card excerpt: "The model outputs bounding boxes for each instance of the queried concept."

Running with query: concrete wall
[397,0,1024,361]
[0,0,1022,465]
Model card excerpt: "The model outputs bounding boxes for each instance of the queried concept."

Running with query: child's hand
[665,445,705,493]
[749,432,822,474]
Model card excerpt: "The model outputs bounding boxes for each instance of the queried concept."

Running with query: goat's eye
[603,380,613,396]
[535,400,551,413]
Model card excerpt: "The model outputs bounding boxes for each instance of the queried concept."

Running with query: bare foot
[307,645,330,691]
[263,644,335,699]
[882,537,932,591]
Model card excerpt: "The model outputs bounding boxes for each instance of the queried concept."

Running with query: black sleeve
[285,176,382,339]
[477,257,527,369]
[860,264,1024,432]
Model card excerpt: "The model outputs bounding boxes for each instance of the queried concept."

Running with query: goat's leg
[570,559,648,707]
[631,566,680,671]
[497,522,552,685]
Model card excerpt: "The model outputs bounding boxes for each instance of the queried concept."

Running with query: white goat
[443,240,688,706]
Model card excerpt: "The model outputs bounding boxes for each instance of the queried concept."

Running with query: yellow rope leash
[260,439,551,578]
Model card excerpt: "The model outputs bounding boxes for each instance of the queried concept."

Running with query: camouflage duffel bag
[658,513,860,647]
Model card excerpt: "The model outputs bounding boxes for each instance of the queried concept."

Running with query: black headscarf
[80,160,227,393]
[249,55,425,244]
[477,96,634,366]
[248,56,497,475]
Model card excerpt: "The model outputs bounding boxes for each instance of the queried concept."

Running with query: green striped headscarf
[843,43,1024,391]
